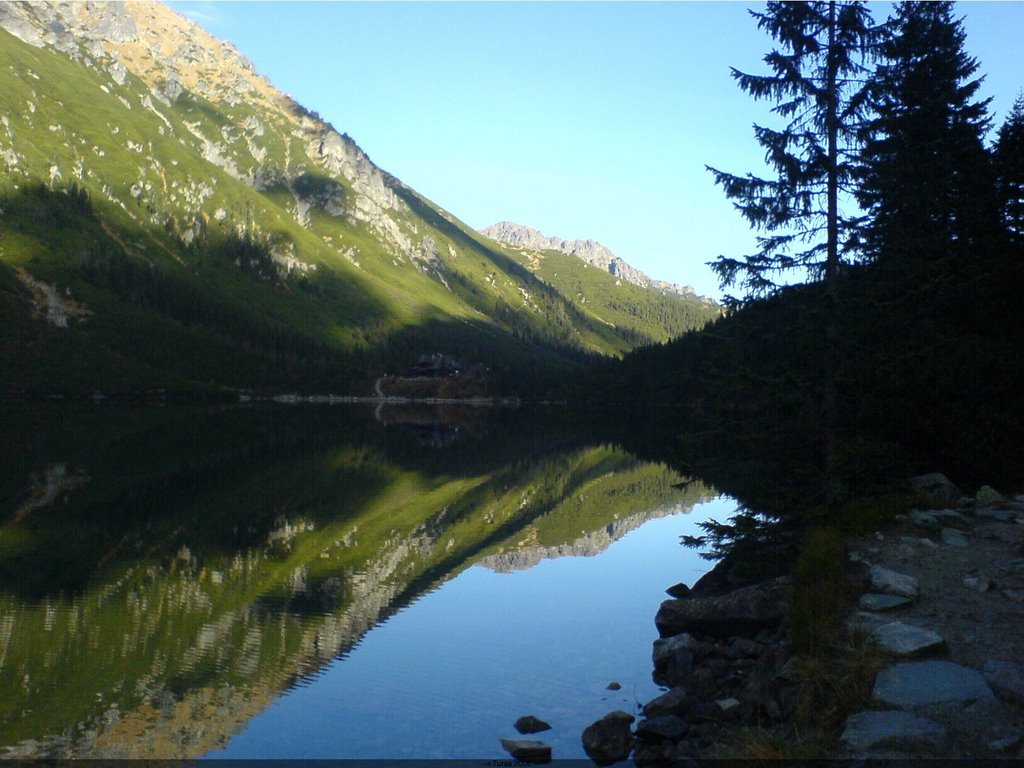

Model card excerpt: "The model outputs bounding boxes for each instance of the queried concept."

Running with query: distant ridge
[480,221,698,298]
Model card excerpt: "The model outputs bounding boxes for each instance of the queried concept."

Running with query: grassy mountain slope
[0,3,714,396]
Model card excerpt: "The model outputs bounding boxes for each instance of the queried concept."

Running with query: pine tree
[707,1,877,503]
[856,2,997,269]
[707,1,877,305]
[994,93,1024,245]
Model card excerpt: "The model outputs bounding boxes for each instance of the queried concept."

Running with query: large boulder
[975,484,1007,507]
[870,621,945,657]
[873,661,994,708]
[581,710,634,766]
[868,565,920,599]
[655,576,790,638]
[909,473,962,506]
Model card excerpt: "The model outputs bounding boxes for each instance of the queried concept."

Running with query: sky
[166,1,1024,301]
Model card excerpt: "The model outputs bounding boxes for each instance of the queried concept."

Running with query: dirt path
[842,491,1024,757]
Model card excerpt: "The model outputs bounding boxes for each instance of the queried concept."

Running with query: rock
[934,508,972,523]
[989,735,1022,753]
[873,661,994,708]
[910,473,962,506]
[870,621,946,657]
[869,565,920,598]
[941,527,968,547]
[665,582,691,598]
[715,697,740,712]
[859,593,913,611]
[652,633,698,667]
[910,510,940,529]
[636,715,689,742]
[976,485,1007,507]
[500,738,552,763]
[642,687,689,718]
[581,711,635,766]
[606,682,622,691]
[983,660,1024,704]
[515,715,552,734]
[963,574,992,592]
[654,576,790,638]
[840,710,946,752]
[977,508,1023,523]
[725,636,765,658]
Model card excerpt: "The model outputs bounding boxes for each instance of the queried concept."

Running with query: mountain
[480,220,701,298]
[0,2,716,397]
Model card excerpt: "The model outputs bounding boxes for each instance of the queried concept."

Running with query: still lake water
[0,403,732,760]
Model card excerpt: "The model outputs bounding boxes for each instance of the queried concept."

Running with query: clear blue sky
[168,1,1024,301]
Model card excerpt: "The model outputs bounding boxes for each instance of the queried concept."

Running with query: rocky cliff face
[480,221,697,297]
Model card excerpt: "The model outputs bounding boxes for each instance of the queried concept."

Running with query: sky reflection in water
[208,496,734,760]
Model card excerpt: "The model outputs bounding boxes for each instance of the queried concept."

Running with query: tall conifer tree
[856,2,996,269]
[994,94,1024,245]
[707,1,876,502]
[707,1,876,305]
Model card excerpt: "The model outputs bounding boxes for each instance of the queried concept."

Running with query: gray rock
[859,593,912,611]
[581,710,635,766]
[963,574,992,592]
[976,485,1007,507]
[652,633,698,665]
[665,582,691,598]
[642,687,689,718]
[941,527,968,547]
[871,621,946,657]
[983,660,1024,704]
[840,710,946,752]
[500,738,552,763]
[977,508,1023,523]
[934,508,972,523]
[515,715,552,735]
[655,576,790,638]
[636,715,689,742]
[869,565,920,598]
[910,510,940,529]
[715,697,740,712]
[910,473,962,506]
[873,661,994,708]
[606,682,621,691]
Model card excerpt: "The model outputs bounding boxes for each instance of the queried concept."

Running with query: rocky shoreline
[501,474,1024,764]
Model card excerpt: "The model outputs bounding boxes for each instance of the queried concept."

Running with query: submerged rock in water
[514,715,552,734]
[582,710,634,765]
[500,738,552,763]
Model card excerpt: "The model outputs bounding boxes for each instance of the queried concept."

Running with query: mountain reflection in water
[0,403,723,759]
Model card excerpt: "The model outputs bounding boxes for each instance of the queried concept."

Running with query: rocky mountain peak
[480,221,697,297]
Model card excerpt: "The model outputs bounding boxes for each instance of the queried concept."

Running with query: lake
[0,402,731,760]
